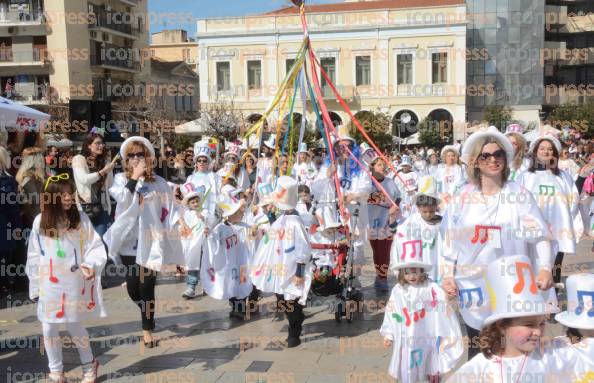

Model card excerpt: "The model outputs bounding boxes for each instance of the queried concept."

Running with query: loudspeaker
[69,99,92,141]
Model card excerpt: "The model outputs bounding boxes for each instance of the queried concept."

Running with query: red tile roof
[263,0,464,16]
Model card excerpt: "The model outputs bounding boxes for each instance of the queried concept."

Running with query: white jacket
[72,154,113,215]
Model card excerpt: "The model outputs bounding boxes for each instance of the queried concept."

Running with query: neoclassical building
[196,0,468,142]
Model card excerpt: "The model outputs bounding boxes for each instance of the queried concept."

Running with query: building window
[355,56,371,86]
[216,61,230,92]
[397,54,413,85]
[432,52,447,84]
[150,49,155,57]
[286,58,296,75]
[320,57,336,89]
[247,60,262,90]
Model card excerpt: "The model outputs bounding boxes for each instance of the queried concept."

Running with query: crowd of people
[1,122,593,382]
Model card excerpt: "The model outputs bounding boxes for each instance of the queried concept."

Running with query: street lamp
[399,112,411,153]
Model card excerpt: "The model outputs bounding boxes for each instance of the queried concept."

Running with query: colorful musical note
[423,237,436,250]
[160,208,169,223]
[430,288,438,308]
[70,249,79,272]
[512,262,538,294]
[372,218,381,229]
[37,233,45,256]
[207,268,215,282]
[87,284,95,310]
[538,184,555,196]
[410,348,423,368]
[575,290,594,317]
[56,293,65,318]
[458,287,484,308]
[285,246,295,253]
[49,258,58,283]
[56,238,66,258]
[401,240,422,260]
[470,225,501,244]
[225,234,238,249]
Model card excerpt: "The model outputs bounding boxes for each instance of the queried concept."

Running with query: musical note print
[512,262,538,295]
[575,290,594,317]
[410,349,424,369]
[470,225,501,244]
[458,287,484,309]
[401,240,422,260]
[538,184,555,196]
[56,293,65,319]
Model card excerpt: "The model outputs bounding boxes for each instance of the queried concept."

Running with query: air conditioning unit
[90,31,100,40]
[103,33,112,43]
[7,27,15,34]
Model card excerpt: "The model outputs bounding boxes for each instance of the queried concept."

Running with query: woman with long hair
[433,145,465,201]
[16,146,45,229]
[505,128,529,182]
[518,133,581,290]
[103,137,183,347]
[441,126,554,358]
[72,133,115,237]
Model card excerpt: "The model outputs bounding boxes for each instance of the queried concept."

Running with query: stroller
[308,201,363,322]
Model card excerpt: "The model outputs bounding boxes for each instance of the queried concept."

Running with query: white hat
[120,136,155,161]
[218,162,237,180]
[193,141,211,161]
[440,145,459,160]
[505,123,524,135]
[263,134,277,149]
[224,143,241,159]
[426,149,436,157]
[180,182,206,205]
[482,255,559,328]
[298,142,308,153]
[315,205,342,231]
[217,193,244,218]
[360,142,374,155]
[362,149,379,166]
[400,155,412,167]
[414,176,440,204]
[528,129,562,154]
[332,125,356,146]
[256,182,275,206]
[555,274,594,330]
[461,126,514,166]
[221,184,242,200]
[391,235,433,271]
[271,175,298,211]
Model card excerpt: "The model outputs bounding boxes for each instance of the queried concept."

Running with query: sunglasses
[128,152,145,159]
[196,158,208,163]
[478,149,506,162]
[44,173,69,191]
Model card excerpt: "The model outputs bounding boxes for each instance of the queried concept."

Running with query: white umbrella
[404,132,421,145]
[46,135,73,148]
[0,96,49,131]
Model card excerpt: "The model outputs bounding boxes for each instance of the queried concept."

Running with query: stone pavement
[0,239,592,383]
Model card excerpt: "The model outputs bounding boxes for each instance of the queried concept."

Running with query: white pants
[42,322,93,372]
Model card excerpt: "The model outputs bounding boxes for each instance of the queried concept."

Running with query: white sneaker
[47,372,65,383]
[182,288,196,299]
[81,358,99,383]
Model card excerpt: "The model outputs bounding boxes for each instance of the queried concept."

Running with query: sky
[148,0,340,38]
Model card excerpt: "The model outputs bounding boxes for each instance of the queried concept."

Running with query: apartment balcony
[560,14,594,33]
[321,85,357,101]
[89,9,140,39]
[0,10,44,25]
[117,0,139,6]
[91,47,141,73]
[0,46,49,67]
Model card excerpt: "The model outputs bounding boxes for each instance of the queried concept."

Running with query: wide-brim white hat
[528,131,562,154]
[426,149,436,157]
[482,255,559,328]
[271,175,298,211]
[256,182,275,206]
[413,175,441,204]
[263,134,277,149]
[505,123,524,134]
[298,142,308,153]
[180,182,206,205]
[555,273,594,330]
[400,155,412,167]
[224,143,241,159]
[221,184,242,199]
[461,126,514,167]
[390,235,433,272]
[315,204,342,231]
[193,141,211,162]
[120,136,155,161]
[440,145,459,160]
[332,125,356,146]
[217,194,244,218]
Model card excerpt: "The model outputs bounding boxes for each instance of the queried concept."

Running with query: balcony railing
[91,47,141,72]
[0,10,45,24]
[90,10,139,36]
[0,47,11,61]
[118,0,139,6]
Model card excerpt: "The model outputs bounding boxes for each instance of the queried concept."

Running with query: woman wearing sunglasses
[103,136,184,348]
[517,133,581,292]
[440,126,554,358]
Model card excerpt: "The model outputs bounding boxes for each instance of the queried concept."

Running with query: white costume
[185,171,221,228]
[393,170,418,221]
[314,163,372,264]
[559,158,580,180]
[26,213,107,322]
[441,182,551,330]
[518,169,581,255]
[433,164,466,197]
[202,221,253,300]
[296,201,316,234]
[380,281,463,382]
[292,161,318,187]
[508,157,530,182]
[250,213,312,305]
[367,176,400,241]
[103,173,184,271]
[392,213,443,282]
[181,209,206,271]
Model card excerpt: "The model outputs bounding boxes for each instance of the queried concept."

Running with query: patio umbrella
[0,96,49,131]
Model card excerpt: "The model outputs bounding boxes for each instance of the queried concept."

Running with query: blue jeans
[93,210,110,238]
[187,270,200,289]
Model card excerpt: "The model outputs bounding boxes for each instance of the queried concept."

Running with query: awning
[0,96,50,131]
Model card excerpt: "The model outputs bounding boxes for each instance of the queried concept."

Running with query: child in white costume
[310,205,348,284]
[552,274,594,380]
[26,175,106,383]
[381,234,463,383]
[447,255,569,383]
[292,142,318,187]
[392,176,443,282]
[202,193,253,319]
[393,155,419,222]
[179,182,207,299]
[251,176,312,347]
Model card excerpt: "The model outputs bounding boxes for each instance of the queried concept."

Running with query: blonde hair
[16,147,45,185]
[123,142,155,181]
[441,148,460,165]
[506,132,527,170]
[465,137,510,187]
[0,146,10,173]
